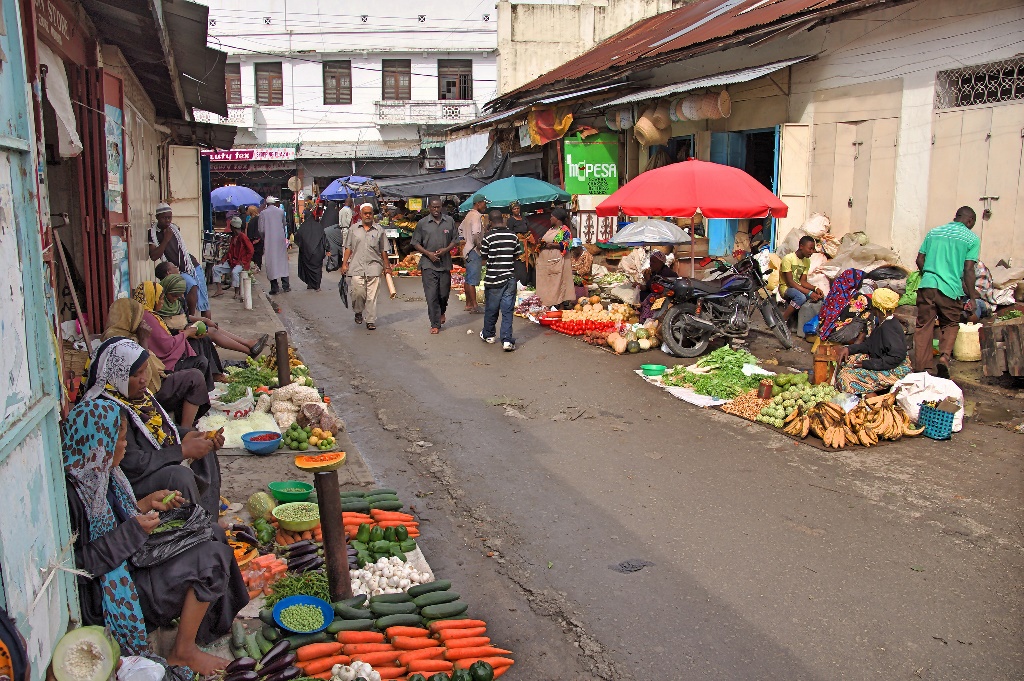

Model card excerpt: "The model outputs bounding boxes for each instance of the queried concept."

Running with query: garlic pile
[350,556,432,597]
[332,660,380,681]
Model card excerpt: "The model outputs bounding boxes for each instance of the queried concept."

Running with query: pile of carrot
[430,620,514,678]
[241,553,287,599]
[342,509,421,539]
[268,516,323,545]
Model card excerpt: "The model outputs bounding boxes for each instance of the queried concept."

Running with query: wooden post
[275,330,291,387]
[314,471,353,601]
[689,216,695,278]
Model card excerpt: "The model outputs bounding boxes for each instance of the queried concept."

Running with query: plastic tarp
[376,144,511,199]
[610,219,690,245]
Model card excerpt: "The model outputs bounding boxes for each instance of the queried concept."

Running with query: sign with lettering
[563,133,619,196]
[203,148,297,162]
[35,0,89,64]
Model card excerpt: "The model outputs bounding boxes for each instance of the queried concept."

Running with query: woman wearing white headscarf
[85,337,224,516]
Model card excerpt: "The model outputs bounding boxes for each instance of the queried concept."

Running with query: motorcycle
[649,253,793,357]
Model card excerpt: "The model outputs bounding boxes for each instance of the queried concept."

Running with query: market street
[263,268,1022,681]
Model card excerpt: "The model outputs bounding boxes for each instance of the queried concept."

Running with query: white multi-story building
[195,0,497,196]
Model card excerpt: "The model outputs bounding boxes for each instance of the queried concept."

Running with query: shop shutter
[776,123,810,246]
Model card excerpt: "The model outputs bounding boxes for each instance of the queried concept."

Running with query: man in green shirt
[913,206,979,377]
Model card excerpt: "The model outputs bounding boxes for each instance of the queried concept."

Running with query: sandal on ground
[354,313,363,324]
[430,327,440,334]
[366,323,377,331]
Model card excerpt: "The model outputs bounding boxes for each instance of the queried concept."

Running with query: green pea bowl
[271,501,320,532]
[272,595,333,634]
[268,480,314,502]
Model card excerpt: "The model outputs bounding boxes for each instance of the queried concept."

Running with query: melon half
[52,626,120,681]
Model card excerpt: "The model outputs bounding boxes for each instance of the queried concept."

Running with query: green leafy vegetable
[224,359,278,389]
[663,346,761,399]
[998,310,1022,321]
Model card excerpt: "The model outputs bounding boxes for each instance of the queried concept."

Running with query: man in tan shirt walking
[342,203,392,331]
[459,194,488,313]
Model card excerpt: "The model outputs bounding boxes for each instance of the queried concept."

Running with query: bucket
[953,322,982,361]
[651,102,672,130]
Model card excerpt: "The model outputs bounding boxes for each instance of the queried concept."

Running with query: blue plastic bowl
[241,431,281,455]
[272,595,334,634]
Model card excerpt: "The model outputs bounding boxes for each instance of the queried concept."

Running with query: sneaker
[479,331,495,344]
[503,341,516,352]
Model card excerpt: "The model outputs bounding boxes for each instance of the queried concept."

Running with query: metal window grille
[255,62,283,106]
[438,59,472,101]
[935,57,1024,109]
[323,61,352,105]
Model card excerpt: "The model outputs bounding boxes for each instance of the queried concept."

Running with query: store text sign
[563,133,620,196]
[35,0,88,64]
[203,148,296,162]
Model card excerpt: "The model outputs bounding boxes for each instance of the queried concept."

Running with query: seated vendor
[963,260,997,322]
[638,251,679,322]
[132,281,217,390]
[570,238,594,299]
[85,337,224,518]
[63,398,247,675]
[833,288,912,395]
[817,268,877,344]
[780,236,823,324]
[103,298,209,427]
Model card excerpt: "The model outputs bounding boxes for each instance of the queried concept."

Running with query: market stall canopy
[458,176,570,211]
[375,144,511,199]
[321,176,376,201]
[610,219,690,246]
[211,186,262,211]
[595,159,788,219]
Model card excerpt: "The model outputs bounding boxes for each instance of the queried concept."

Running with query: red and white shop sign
[202,148,296,162]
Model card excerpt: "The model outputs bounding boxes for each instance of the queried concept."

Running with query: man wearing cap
[342,203,392,330]
[459,194,488,313]
[259,196,291,295]
[412,199,458,334]
[149,203,211,318]
[212,216,254,300]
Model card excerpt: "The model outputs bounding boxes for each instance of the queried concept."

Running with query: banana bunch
[266,344,300,370]
[783,393,925,448]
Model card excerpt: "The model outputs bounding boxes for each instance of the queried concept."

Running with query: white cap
[155,202,172,214]
[359,202,374,211]
[266,196,280,204]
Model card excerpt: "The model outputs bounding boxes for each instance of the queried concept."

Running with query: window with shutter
[438,59,472,101]
[225,63,241,105]
[323,61,352,105]
[382,59,411,101]
[255,62,283,106]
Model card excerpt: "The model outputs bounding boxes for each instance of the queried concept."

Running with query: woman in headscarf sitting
[155,272,267,361]
[103,298,209,427]
[131,281,216,390]
[833,287,912,395]
[85,337,224,517]
[63,398,246,675]
[817,268,877,344]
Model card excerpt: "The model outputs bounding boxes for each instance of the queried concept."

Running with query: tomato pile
[250,433,280,442]
[550,319,618,336]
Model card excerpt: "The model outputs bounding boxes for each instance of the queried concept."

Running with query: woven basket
[679,95,703,121]
[605,107,634,131]
[62,340,90,378]
[697,90,732,119]
[634,114,669,147]
[651,102,672,130]
[918,404,954,440]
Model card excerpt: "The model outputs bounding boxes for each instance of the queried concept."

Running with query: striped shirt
[479,226,523,288]
[919,221,980,300]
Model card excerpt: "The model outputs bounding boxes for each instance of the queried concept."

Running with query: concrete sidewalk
[206,272,375,507]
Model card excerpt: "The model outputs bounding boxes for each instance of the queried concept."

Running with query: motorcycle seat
[681,278,724,294]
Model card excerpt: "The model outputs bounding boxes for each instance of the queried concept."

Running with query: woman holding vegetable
[833,287,912,394]
[132,281,219,390]
[103,298,210,427]
[63,398,247,675]
[85,337,224,518]
[535,208,575,308]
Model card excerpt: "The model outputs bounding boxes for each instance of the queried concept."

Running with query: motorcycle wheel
[760,298,794,350]
[662,303,711,358]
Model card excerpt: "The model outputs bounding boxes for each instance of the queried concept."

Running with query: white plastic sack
[890,373,964,432]
[775,228,808,259]
[118,656,165,681]
[990,265,1024,289]
[210,386,255,419]
[801,212,831,238]
[807,252,831,297]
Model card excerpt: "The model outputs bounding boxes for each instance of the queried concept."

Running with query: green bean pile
[264,570,330,606]
[279,603,325,632]
[151,520,185,534]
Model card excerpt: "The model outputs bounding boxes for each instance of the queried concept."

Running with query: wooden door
[776,123,811,245]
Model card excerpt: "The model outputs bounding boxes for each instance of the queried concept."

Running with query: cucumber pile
[350,523,417,568]
[332,583,469,631]
[340,488,405,513]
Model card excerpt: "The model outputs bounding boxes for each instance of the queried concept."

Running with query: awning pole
[689,216,695,277]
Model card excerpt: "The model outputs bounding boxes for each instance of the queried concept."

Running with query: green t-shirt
[918,221,980,300]
[779,252,810,293]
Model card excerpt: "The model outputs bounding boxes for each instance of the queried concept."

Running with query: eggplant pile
[280,539,324,573]
[224,639,300,681]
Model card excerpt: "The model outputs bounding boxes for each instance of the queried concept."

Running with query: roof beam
[148,0,191,121]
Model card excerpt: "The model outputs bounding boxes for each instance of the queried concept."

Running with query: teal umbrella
[458,176,570,211]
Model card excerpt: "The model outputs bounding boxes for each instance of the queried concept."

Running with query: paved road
[270,267,1022,681]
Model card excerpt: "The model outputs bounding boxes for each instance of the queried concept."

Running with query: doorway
[707,129,778,255]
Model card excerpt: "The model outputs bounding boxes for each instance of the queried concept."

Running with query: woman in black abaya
[295,208,327,290]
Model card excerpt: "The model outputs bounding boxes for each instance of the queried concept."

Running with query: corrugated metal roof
[591,55,811,108]
[497,0,893,104]
[298,141,422,159]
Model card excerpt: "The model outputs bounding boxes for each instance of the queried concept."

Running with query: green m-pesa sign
[563,132,620,196]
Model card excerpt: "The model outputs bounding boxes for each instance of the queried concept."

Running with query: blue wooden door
[0,0,78,676]
[708,132,746,256]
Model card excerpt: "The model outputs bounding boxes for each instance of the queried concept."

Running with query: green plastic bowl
[272,502,320,532]
[641,364,667,377]
[268,480,314,502]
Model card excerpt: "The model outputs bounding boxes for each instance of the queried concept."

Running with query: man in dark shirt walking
[479,209,524,352]
[411,199,459,334]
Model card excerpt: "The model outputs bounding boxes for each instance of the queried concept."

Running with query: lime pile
[282,423,336,451]
[757,373,839,427]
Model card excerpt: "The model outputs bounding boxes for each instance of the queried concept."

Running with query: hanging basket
[605,107,635,131]
[651,102,672,130]
[697,90,732,119]
[634,115,669,147]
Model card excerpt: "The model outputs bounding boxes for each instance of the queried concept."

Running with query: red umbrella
[595,158,788,219]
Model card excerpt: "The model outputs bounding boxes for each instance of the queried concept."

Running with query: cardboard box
[675,238,709,259]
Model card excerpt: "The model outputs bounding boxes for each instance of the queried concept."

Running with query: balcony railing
[193,105,255,128]
[375,100,478,125]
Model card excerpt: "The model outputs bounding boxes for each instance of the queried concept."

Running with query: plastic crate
[918,404,954,440]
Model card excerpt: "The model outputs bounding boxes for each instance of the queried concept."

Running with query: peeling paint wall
[0,153,32,423]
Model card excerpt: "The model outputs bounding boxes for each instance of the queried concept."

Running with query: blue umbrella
[321,176,375,201]
[458,176,570,212]
[211,185,263,211]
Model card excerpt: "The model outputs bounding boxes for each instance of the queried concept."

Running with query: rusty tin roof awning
[450,82,631,134]
[79,0,228,120]
[495,0,902,108]
[590,55,813,109]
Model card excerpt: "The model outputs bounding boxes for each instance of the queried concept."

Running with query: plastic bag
[210,386,254,419]
[801,213,831,238]
[130,504,214,568]
[803,315,820,335]
[890,373,964,432]
[898,271,921,306]
[118,656,166,681]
